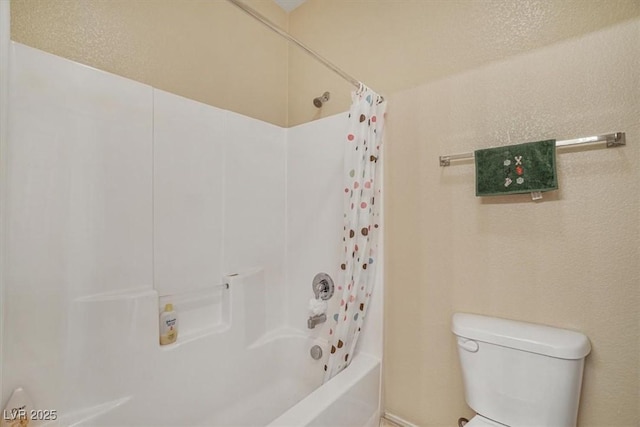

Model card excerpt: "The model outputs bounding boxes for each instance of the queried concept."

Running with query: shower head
[313,91,330,108]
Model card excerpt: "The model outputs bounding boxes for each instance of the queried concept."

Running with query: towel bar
[439,132,626,167]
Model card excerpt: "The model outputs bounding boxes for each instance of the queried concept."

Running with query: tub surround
[2,42,383,425]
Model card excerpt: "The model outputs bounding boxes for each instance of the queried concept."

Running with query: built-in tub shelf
[158,268,270,349]
[160,323,232,350]
[70,281,238,350]
[158,280,232,349]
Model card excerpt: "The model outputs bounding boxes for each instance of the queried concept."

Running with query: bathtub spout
[308,313,327,329]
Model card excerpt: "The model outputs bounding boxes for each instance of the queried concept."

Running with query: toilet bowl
[452,313,591,427]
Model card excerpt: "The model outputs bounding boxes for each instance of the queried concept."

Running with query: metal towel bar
[439,132,626,167]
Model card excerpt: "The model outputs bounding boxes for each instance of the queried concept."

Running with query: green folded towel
[475,139,558,196]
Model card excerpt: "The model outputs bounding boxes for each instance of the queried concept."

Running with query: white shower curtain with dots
[324,84,386,381]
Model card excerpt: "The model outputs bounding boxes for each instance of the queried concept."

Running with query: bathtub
[202,333,382,427]
[54,273,381,427]
[59,332,380,427]
[268,347,381,427]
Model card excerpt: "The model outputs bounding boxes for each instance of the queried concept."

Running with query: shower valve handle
[312,273,334,301]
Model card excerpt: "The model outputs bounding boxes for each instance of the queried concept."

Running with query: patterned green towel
[475,139,558,196]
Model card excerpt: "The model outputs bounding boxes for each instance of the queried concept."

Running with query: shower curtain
[324,85,386,381]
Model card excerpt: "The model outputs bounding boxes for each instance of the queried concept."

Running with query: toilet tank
[452,313,591,427]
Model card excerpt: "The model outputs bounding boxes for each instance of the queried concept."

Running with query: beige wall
[10,0,290,126]
[288,0,640,126]
[12,0,640,129]
[384,18,639,427]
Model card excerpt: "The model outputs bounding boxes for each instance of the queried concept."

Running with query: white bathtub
[203,333,382,427]
[268,349,381,427]
[53,271,381,427]
[60,332,380,427]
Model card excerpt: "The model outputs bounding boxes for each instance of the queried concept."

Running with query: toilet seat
[465,415,507,427]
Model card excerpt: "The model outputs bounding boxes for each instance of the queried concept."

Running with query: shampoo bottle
[159,303,178,345]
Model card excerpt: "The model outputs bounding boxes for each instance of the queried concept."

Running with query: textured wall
[288,0,640,126]
[10,0,289,126]
[12,0,640,128]
[385,19,640,426]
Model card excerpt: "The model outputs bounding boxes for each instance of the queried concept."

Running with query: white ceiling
[273,0,307,12]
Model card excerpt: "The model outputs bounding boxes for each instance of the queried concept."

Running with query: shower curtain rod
[226,0,381,97]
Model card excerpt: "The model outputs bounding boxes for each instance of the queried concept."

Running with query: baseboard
[381,412,420,427]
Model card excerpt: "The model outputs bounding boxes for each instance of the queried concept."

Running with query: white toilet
[452,313,591,427]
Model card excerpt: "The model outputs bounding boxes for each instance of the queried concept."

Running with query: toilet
[452,313,591,427]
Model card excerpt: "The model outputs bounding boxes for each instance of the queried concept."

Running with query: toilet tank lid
[452,313,591,360]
